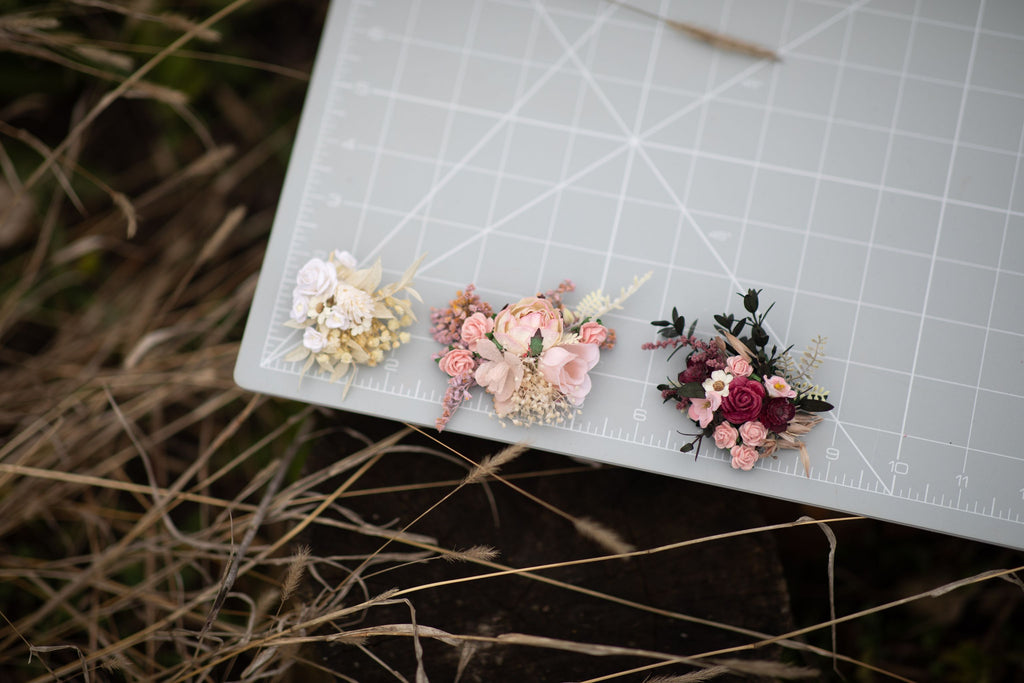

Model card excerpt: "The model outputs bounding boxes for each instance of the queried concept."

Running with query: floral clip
[431,274,651,430]
[644,289,834,475]
[284,249,423,394]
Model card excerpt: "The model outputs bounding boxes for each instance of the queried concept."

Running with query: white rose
[323,307,351,330]
[302,326,328,353]
[290,295,309,322]
[332,250,358,269]
[295,258,337,299]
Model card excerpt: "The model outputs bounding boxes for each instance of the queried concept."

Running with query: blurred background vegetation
[0,2,1021,681]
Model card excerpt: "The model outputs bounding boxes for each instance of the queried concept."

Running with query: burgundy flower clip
[644,289,833,475]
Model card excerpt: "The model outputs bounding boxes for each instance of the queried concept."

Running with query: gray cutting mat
[236,0,1024,550]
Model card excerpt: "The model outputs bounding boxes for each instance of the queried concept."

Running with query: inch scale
[237,0,1024,551]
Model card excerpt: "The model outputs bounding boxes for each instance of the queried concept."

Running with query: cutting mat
[236,0,1024,551]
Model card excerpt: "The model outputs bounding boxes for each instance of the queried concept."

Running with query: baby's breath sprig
[573,271,652,321]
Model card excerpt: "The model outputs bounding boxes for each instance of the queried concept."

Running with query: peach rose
[538,343,599,405]
[739,420,768,447]
[439,348,477,377]
[730,444,759,471]
[459,312,494,351]
[578,321,608,345]
[726,355,753,377]
[492,297,563,356]
[713,422,739,449]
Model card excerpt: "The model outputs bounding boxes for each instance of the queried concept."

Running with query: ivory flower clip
[644,289,834,475]
[431,273,651,430]
[284,249,423,392]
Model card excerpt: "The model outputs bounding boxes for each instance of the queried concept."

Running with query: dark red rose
[761,397,796,432]
[720,376,765,424]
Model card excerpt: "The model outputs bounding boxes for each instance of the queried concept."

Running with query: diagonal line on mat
[361,1,621,266]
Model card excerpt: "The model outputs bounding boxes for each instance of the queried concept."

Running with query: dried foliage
[1,2,1022,682]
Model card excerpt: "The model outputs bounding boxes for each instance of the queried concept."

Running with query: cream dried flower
[285,250,424,392]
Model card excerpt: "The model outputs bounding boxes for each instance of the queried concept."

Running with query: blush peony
[492,297,563,356]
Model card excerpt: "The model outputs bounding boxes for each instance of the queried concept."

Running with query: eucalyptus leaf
[676,382,706,398]
[800,399,834,412]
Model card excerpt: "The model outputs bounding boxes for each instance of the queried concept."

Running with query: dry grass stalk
[1,2,1017,681]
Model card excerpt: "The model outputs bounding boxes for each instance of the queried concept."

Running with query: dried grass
[1,2,1021,682]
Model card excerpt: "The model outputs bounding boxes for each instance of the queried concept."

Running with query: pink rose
[764,375,797,398]
[439,348,477,377]
[720,376,765,424]
[739,420,768,447]
[726,355,753,377]
[713,422,738,449]
[474,339,525,416]
[493,297,563,356]
[460,312,494,351]
[687,393,721,428]
[539,343,599,405]
[578,321,608,345]
[730,444,759,470]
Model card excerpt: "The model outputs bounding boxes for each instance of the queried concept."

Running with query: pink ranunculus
[492,296,563,356]
[713,422,739,449]
[687,393,721,429]
[473,339,525,415]
[726,355,753,377]
[739,420,769,447]
[439,348,477,377]
[539,343,599,404]
[578,321,608,345]
[730,444,759,470]
[460,312,494,351]
[764,375,797,398]
[719,376,765,424]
